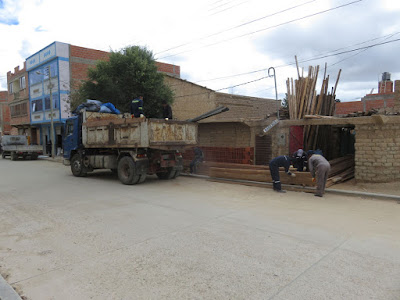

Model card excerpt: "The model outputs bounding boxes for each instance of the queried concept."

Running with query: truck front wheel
[71,154,87,177]
[118,156,140,185]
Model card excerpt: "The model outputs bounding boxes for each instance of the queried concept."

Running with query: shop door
[255,135,272,165]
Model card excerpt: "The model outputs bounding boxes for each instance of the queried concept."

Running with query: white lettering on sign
[263,119,279,133]
[26,53,40,70]
[40,44,56,63]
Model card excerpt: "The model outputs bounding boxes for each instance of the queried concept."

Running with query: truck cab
[63,115,81,162]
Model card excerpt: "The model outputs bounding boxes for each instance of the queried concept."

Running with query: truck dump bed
[82,111,197,150]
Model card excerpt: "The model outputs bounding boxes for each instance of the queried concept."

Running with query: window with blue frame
[29,60,58,85]
[32,99,43,112]
[45,94,58,110]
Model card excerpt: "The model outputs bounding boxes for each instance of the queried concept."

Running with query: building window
[45,94,58,110]
[32,99,43,112]
[10,103,28,117]
[20,76,26,90]
[9,82,13,94]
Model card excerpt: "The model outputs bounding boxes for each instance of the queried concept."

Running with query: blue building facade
[26,42,71,155]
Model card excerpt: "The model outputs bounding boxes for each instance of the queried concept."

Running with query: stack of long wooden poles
[286,57,342,158]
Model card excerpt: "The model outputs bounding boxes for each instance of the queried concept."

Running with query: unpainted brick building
[164,75,280,164]
[335,73,399,115]
[0,90,11,135]
[6,62,39,142]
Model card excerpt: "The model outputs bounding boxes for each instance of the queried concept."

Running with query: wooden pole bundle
[286,58,342,157]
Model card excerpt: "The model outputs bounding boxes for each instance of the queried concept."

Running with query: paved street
[0,158,399,299]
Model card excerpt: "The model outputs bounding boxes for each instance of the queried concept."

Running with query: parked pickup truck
[1,135,43,160]
[63,110,198,185]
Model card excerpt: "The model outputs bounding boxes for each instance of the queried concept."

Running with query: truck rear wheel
[1,152,6,159]
[31,153,39,160]
[10,152,17,161]
[71,154,87,177]
[118,156,140,185]
[156,168,177,180]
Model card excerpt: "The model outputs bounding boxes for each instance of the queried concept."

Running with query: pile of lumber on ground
[183,155,354,190]
[325,155,355,187]
[286,58,342,158]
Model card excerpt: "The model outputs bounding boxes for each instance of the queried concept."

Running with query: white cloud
[1,0,400,104]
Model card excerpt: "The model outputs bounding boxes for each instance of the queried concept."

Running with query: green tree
[72,46,174,118]
[281,93,288,108]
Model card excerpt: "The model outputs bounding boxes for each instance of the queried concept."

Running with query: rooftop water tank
[382,72,391,81]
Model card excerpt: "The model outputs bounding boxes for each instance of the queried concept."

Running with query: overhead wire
[155,0,317,56]
[157,0,363,60]
[169,37,400,99]
[168,32,400,90]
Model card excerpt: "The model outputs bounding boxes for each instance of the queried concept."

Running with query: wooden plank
[295,55,301,79]
[207,178,316,193]
[209,167,316,186]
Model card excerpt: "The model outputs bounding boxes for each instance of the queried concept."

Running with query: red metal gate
[289,126,304,154]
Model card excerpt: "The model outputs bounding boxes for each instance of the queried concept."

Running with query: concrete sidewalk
[0,274,22,300]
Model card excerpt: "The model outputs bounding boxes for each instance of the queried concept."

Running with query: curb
[39,156,63,163]
[181,173,400,202]
[0,274,22,300]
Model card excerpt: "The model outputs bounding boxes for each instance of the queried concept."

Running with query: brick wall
[355,123,400,182]
[0,91,11,134]
[212,93,278,121]
[69,45,110,90]
[378,80,393,93]
[164,76,216,120]
[155,62,180,77]
[335,101,364,115]
[165,75,278,121]
[394,80,400,112]
[198,122,252,147]
[69,45,181,91]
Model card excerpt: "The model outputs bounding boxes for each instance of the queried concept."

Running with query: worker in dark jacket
[130,96,144,118]
[269,155,296,193]
[293,148,306,171]
[190,147,204,174]
[308,150,331,197]
[162,100,173,120]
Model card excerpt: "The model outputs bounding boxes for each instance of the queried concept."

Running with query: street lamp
[268,67,280,120]
[36,66,55,158]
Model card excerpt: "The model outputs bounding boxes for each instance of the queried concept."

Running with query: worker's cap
[296,149,304,157]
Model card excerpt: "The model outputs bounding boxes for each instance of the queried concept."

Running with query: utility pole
[47,66,56,158]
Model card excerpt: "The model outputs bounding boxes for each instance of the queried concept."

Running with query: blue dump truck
[63,110,198,185]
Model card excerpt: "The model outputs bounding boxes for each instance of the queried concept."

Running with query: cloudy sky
[1,0,400,102]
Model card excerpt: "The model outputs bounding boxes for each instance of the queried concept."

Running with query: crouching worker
[269,155,296,193]
[293,148,306,171]
[307,150,331,197]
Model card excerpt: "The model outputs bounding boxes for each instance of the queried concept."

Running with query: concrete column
[394,80,400,112]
